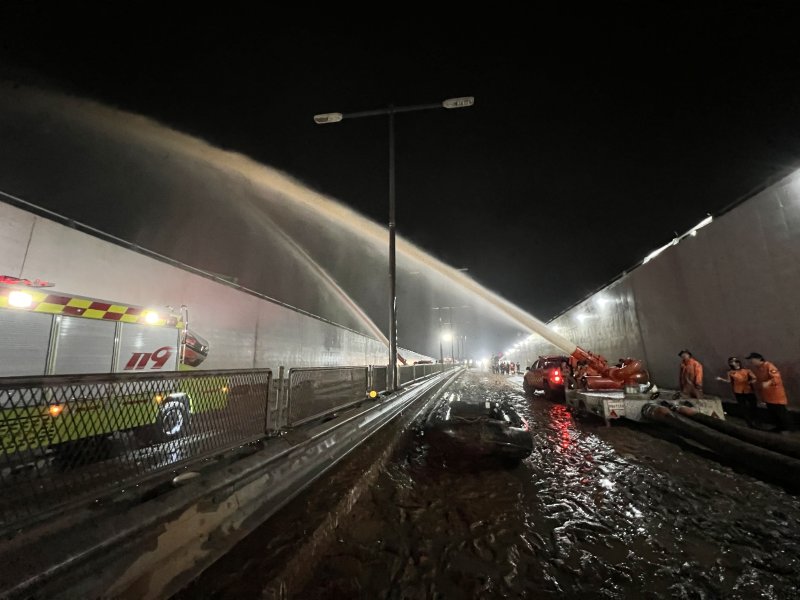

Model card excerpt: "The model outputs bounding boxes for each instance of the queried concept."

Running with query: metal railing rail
[0,362,455,533]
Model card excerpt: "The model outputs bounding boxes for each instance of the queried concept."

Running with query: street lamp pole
[314,96,474,391]
[437,311,444,367]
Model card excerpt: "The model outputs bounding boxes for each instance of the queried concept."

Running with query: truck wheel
[523,380,533,397]
[156,399,190,441]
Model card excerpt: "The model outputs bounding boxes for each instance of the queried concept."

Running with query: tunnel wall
[513,170,800,407]
[0,200,433,370]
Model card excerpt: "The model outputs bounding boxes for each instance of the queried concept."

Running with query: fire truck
[0,276,210,453]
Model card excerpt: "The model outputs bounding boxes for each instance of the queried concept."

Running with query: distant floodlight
[442,96,475,109]
[689,215,713,237]
[442,332,453,342]
[596,296,612,307]
[576,313,588,323]
[144,311,160,325]
[642,239,675,264]
[313,112,343,124]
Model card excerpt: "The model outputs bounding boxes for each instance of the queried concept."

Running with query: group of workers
[493,361,521,375]
[678,349,792,433]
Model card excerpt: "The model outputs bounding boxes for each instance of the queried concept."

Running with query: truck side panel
[0,310,50,376]
[116,323,180,373]
[52,316,116,374]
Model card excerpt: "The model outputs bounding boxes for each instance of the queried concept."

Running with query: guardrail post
[276,366,286,431]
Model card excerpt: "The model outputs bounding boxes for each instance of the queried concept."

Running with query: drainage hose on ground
[675,405,800,461]
[641,404,800,489]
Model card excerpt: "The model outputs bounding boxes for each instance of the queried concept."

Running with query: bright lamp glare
[8,291,33,308]
[314,112,343,124]
[442,96,475,109]
[144,311,159,325]
[441,332,452,342]
[596,296,612,307]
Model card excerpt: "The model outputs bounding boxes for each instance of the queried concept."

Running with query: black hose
[641,404,800,489]
[677,408,800,460]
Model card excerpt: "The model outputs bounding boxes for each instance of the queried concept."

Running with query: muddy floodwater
[177,370,800,599]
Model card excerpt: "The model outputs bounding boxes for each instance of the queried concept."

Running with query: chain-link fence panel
[0,368,271,533]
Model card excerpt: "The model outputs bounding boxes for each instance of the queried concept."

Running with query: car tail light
[550,369,562,384]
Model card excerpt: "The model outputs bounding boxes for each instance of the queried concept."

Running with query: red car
[523,355,570,401]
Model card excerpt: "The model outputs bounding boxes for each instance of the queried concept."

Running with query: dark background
[2,3,800,324]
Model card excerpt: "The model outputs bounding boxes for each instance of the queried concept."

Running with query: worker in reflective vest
[746,352,792,433]
[678,350,704,399]
[716,356,758,427]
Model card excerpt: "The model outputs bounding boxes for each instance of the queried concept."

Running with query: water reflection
[295,371,800,599]
[176,371,800,599]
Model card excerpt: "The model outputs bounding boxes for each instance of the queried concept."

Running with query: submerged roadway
[175,369,800,599]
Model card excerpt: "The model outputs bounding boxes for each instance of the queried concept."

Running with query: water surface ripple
[298,371,800,599]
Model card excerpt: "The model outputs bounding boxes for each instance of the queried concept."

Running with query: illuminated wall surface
[0,200,435,370]
[516,170,800,407]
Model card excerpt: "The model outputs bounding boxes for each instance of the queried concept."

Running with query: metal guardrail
[0,368,271,533]
[0,362,451,533]
[398,365,415,386]
[286,367,369,427]
[371,366,388,393]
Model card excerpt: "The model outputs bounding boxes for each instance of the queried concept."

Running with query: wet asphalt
[176,370,800,599]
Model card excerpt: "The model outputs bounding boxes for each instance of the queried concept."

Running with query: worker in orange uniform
[716,356,757,427]
[678,350,704,399]
[746,352,792,433]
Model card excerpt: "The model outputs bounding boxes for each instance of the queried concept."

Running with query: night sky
[2,4,800,323]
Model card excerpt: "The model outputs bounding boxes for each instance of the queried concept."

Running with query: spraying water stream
[0,82,560,355]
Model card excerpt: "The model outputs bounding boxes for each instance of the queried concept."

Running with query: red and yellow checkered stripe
[0,284,182,328]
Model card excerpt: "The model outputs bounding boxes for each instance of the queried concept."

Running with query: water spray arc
[313,97,474,391]
[0,86,590,370]
[241,200,389,346]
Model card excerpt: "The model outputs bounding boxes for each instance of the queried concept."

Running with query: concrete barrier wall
[509,170,800,406]
[0,200,434,371]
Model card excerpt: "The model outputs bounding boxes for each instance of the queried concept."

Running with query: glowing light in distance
[9,291,33,308]
[596,295,612,307]
[48,404,64,417]
[144,311,160,325]
[441,332,453,342]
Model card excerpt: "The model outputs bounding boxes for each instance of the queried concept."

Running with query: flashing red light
[551,369,562,384]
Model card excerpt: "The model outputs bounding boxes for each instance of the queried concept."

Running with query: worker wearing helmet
[746,352,792,433]
[678,350,703,399]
